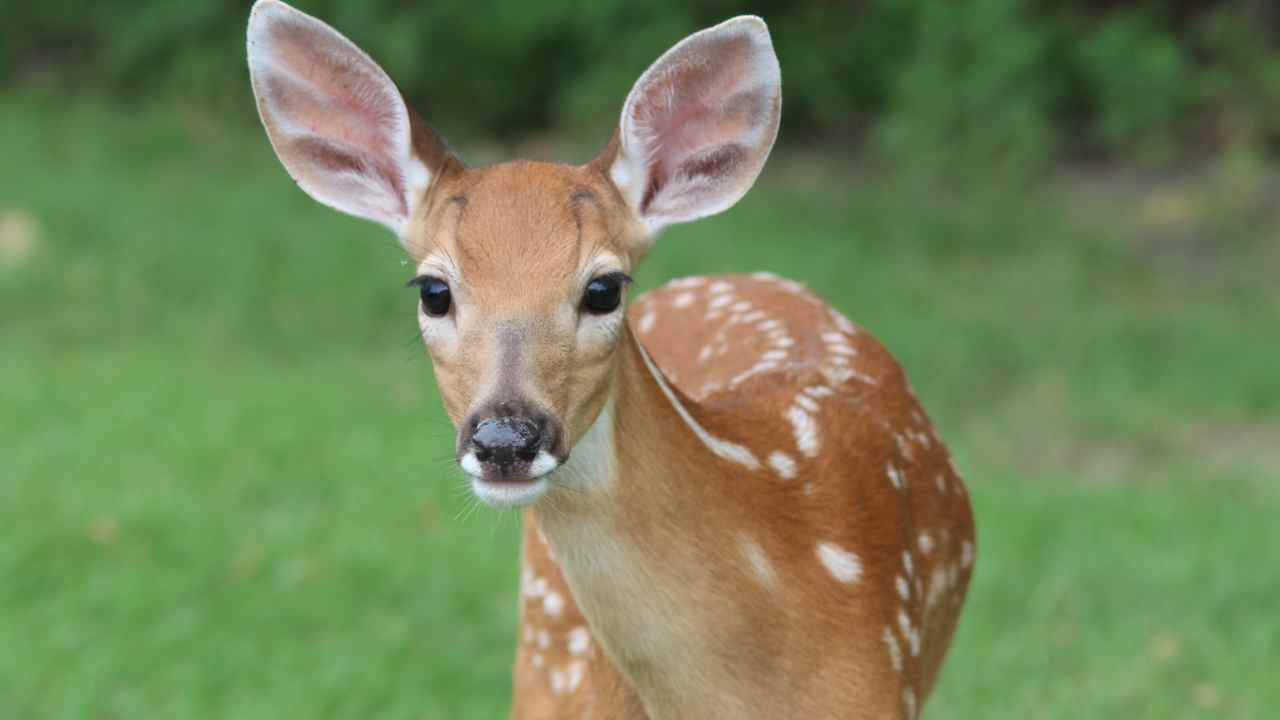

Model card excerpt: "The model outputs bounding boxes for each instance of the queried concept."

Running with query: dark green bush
[1073,8,1193,159]
[1,0,1276,163]
[878,0,1058,177]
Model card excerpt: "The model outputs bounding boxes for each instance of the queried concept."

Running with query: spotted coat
[510,274,975,719]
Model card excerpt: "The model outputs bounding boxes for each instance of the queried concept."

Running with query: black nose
[471,417,542,466]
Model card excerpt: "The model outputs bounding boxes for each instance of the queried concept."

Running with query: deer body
[247,3,975,718]
[511,278,974,719]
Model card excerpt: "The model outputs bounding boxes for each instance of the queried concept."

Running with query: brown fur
[512,277,974,719]
[402,158,642,449]
[397,151,976,718]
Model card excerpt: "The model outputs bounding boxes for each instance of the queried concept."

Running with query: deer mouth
[459,448,560,508]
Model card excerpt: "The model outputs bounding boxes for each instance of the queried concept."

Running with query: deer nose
[471,417,543,466]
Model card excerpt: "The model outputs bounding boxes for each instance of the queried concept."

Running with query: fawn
[247,2,975,717]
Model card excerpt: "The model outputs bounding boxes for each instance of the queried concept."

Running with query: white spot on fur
[729,360,780,388]
[794,394,819,412]
[637,310,656,333]
[787,405,820,457]
[566,660,586,692]
[761,349,788,362]
[731,300,752,312]
[708,280,734,294]
[757,319,783,331]
[741,310,766,323]
[524,575,548,598]
[896,575,910,601]
[935,474,948,493]
[697,345,713,363]
[894,433,914,462]
[804,385,834,398]
[822,366,879,386]
[897,608,914,650]
[816,542,862,584]
[708,294,733,310]
[918,533,934,555]
[532,652,544,668]
[767,451,797,479]
[821,332,846,344]
[771,335,795,348]
[961,540,975,569]
[668,276,706,288]
[926,565,948,611]
[536,629,550,650]
[903,550,915,577]
[887,463,905,490]
[568,626,591,656]
[910,428,932,449]
[904,687,918,720]
[741,539,776,587]
[883,626,903,673]
[672,291,696,308]
[543,591,564,618]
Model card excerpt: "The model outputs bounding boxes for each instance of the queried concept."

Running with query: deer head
[247,0,781,507]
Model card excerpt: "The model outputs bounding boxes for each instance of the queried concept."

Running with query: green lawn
[2,96,1277,719]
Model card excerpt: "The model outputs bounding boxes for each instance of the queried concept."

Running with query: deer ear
[605,16,781,236]
[247,0,449,237]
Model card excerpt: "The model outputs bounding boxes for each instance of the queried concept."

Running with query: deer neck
[533,325,762,719]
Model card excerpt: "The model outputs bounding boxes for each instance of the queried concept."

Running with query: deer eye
[582,273,630,315]
[408,276,452,317]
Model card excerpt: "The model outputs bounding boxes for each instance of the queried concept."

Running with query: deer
[246,2,976,718]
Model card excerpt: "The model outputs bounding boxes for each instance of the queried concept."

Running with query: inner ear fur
[601,16,782,236]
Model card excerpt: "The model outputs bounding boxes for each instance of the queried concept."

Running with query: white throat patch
[546,401,617,497]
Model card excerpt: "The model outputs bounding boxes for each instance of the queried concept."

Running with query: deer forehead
[408,161,635,305]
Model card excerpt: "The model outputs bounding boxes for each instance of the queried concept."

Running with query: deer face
[247,0,781,507]
[404,162,639,505]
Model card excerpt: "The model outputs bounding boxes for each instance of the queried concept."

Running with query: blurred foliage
[877,0,1058,178]
[2,0,1279,167]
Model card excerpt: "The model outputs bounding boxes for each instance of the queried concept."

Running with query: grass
[2,94,1277,719]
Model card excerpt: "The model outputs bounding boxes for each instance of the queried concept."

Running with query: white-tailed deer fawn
[248,2,975,717]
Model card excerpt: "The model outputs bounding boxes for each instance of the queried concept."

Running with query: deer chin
[470,476,550,509]
[461,449,559,509]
